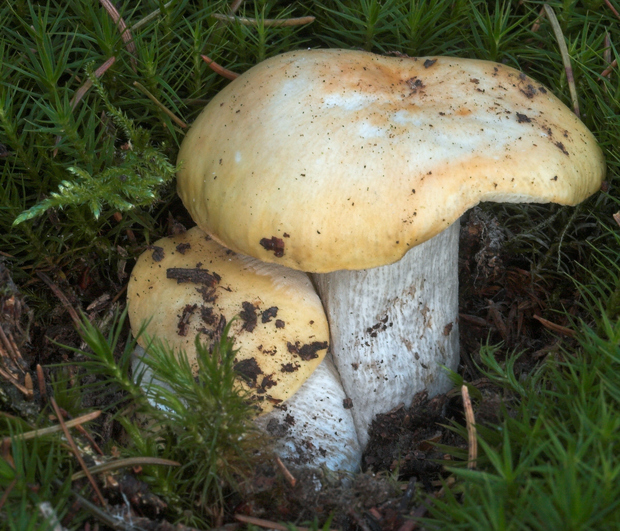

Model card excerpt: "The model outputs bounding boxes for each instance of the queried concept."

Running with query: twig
[35,271,81,327]
[347,509,373,531]
[133,82,188,129]
[110,283,128,305]
[131,1,174,31]
[234,515,290,531]
[0,478,17,513]
[50,399,106,507]
[543,5,580,117]
[601,59,617,78]
[604,33,612,66]
[275,456,296,487]
[67,489,124,529]
[0,365,31,397]
[459,313,490,328]
[201,55,239,80]
[462,385,477,470]
[399,476,417,512]
[55,405,105,456]
[235,514,333,531]
[37,364,47,400]
[229,0,245,14]
[605,0,620,20]
[530,6,546,34]
[0,327,32,399]
[72,456,180,481]
[533,314,575,337]
[24,372,33,401]
[0,325,22,368]
[71,57,116,111]
[0,411,101,448]
[486,300,508,341]
[601,33,615,86]
[212,13,316,27]
[99,0,137,72]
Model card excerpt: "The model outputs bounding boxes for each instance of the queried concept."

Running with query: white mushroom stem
[312,222,460,448]
[255,353,361,473]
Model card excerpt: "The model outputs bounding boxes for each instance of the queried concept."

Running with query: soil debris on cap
[520,84,537,99]
[287,341,329,361]
[167,267,221,286]
[150,246,165,262]
[234,357,263,386]
[280,362,299,373]
[196,285,218,303]
[240,301,258,332]
[406,77,425,94]
[260,236,285,257]
[516,113,531,123]
[177,304,197,336]
[259,373,277,393]
[176,242,191,254]
[200,306,219,326]
[555,141,570,155]
[261,306,278,323]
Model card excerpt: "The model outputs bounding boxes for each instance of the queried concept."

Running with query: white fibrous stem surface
[313,222,460,448]
[256,353,362,473]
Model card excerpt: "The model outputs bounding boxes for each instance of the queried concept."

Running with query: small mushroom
[176,49,605,447]
[127,226,361,471]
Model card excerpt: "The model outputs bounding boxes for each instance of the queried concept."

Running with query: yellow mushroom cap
[127,226,329,415]
[177,49,605,273]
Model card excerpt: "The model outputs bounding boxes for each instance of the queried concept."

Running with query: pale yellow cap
[127,226,329,415]
[177,49,605,272]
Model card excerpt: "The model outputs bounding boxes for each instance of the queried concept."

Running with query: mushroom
[127,226,361,471]
[175,49,606,447]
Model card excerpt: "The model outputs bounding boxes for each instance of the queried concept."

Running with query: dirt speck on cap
[196,285,218,304]
[259,373,277,393]
[260,236,285,257]
[261,306,278,323]
[516,113,531,123]
[280,362,299,373]
[287,341,328,361]
[175,242,191,255]
[240,301,258,332]
[167,268,220,286]
[177,304,197,336]
[234,357,262,386]
[150,246,165,262]
[554,141,569,156]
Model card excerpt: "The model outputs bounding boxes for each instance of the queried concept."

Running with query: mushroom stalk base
[312,222,460,448]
